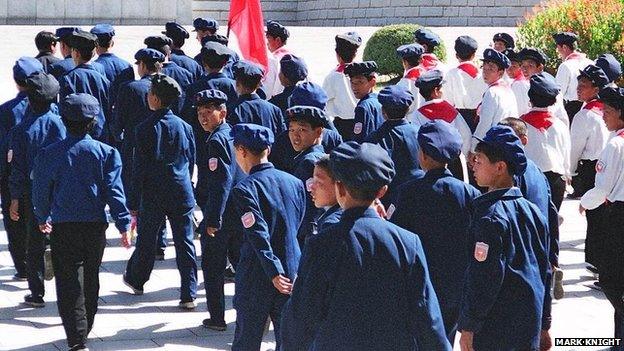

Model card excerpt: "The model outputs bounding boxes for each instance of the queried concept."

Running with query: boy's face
[507,61,521,78]
[603,104,624,131]
[266,34,282,52]
[350,75,375,100]
[520,59,542,78]
[576,76,598,102]
[197,104,226,132]
[482,61,503,84]
[493,40,507,52]
[472,151,502,188]
[289,120,322,152]
[310,166,337,208]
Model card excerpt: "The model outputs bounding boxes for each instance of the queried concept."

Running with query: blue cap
[201,34,229,46]
[266,20,289,40]
[289,82,328,109]
[517,48,548,66]
[553,32,578,46]
[378,85,414,110]
[396,43,424,59]
[579,64,609,88]
[13,57,44,82]
[150,74,182,101]
[415,69,444,89]
[335,32,362,47]
[329,141,395,191]
[492,32,515,49]
[231,123,274,151]
[25,72,60,101]
[134,48,165,63]
[280,54,308,82]
[144,35,172,49]
[529,72,560,99]
[55,27,80,41]
[503,49,519,63]
[193,17,219,32]
[90,24,115,39]
[60,93,100,122]
[481,48,511,69]
[596,54,622,83]
[194,89,228,106]
[344,61,378,77]
[599,86,624,110]
[201,42,234,58]
[163,22,189,39]
[286,106,329,128]
[455,36,478,57]
[68,30,98,49]
[233,60,264,79]
[414,28,441,48]
[417,120,462,163]
[474,125,527,176]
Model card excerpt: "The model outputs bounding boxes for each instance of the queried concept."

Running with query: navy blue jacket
[9,109,66,199]
[365,119,421,203]
[171,49,203,81]
[291,144,326,244]
[0,92,29,176]
[60,63,111,142]
[351,92,383,143]
[32,133,131,232]
[129,109,195,213]
[281,206,452,351]
[229,93,286,136]
[35,52,61,73]
[268,85,296,115]
[196,122,245,230]
[194,51,240,79]
[312,204,343,235]
[49,56,75,81]
[231,162,306,308]
[111,75,152,147]
[389,169,480,313]
[94,52,135,108]
[162,61,193,115]
[269,129,342,173]
[458,187,549,350]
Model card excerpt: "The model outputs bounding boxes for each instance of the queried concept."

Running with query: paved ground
[0,25,617,350]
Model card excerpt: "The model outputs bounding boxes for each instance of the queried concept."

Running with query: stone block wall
[192,0,299,25]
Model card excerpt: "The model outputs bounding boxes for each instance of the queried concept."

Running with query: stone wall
[193,0,299,25]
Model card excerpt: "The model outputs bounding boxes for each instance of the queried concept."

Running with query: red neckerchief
[583,99,604,115]
[457,61,479,79]
[418,100,458,123]
[522,110,554,132]
[404,67,423,80]
[336,63,346,73]
[512,70,526,82]
[565,52,585,61]
[420,54,439,71]
[618,129,624,138]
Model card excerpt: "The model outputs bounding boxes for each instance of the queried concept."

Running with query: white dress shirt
[522,107,571,176]
[322,65,357,120]
[569,100,610,172]
[471,78,518,150]
[555,52,593,101]
[443,61,487,110]
[581,128,624,210]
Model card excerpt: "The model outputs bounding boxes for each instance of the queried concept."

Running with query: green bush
[517,0,624,70]
[363,24,447,78]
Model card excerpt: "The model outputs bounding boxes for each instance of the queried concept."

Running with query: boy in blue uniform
[0,57,43,280]
[193,89,245,331]
[194,34,240,79]
[9,72,66,307]
[229,124,306,351]
[344,61,383,142]
[123,75,198,309]
[389,120,480,345]
[459,126,549,351]
[365,85,421,204]
[285,106,328,246]
[34,31,61,73]
[49,27,80,81]
[90,24,134,111]
[59,30,111,143]
[269,54,308,114]
[163,22,204,81]
[308,155,343,235]
[32,93,131,351]
[281,141,451,351]
[229,61,286,136]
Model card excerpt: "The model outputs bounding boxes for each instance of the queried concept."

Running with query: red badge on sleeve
[241,211,255,229]
[474,242,489,262]
[209,158,218,171]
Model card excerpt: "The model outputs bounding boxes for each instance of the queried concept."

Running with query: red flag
[228,0,269,72]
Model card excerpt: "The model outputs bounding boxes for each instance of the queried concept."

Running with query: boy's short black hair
[419,86,437,101]
[382,106,409,120]
[62,117,97,135]
[202,54,229,70]
[35,31,57,51]
[528,90,557,108]
[475,141,515,177]
[236,74,262,91]
[335,42,358,63]
[74,46,94,61]
[403,55,422,68]
[341,181,379,202]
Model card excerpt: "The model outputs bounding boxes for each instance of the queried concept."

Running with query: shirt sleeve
[8,127,27,200]
[128,128,146,211]
[31,149,52,225]
[202,138,234,229]
[472,91,496,151]
[580,141,621,210]
[454,114,473,156]
[569,110,590,174]
[555,64,571,100]
[103,148,131,232]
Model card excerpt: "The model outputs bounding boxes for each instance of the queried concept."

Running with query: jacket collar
[294,144,324,160]
[474,187,523,206]
[424,167,453,180]
[342,206,380,221]
[249,162,274,174]
[240,93,261,101]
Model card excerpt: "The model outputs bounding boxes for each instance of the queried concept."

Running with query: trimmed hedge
[363,24,446,78]
[517,0,624,69]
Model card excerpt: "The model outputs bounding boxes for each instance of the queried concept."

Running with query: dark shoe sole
[122,275,144,295]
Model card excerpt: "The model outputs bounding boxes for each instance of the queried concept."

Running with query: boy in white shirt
[414,28,446,73]
[396,43,426,118]
[505,49,530,116]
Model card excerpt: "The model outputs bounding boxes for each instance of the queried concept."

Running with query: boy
[459,125,549,351]
[49,27,80,81]
[309,155,343,234]
[229,123,306,350]
[229,60,286,136]
[269,54,308,114]
[9,72,66,307]
[414,28,446,73]
[162,21,204,80]
[444,36,486,132]
[492,32,514,52]
[396,43,426,116]
[505,48,530,116]
[124,75,198,309]
[281,141,451,351]
[34,31,60,73]
[264,20,293,99]
[389,120,480,345]
[520,73,571,211]
[32,93,131,351]
[344,61,383,142]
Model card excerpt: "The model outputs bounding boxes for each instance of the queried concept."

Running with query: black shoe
[202,318,226,331]
[23,294,45,308]
[586,265,599,274]
[12,272,28,281]
[122,274,144,295]
[69,344,89,351]
[155,249,165,261]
